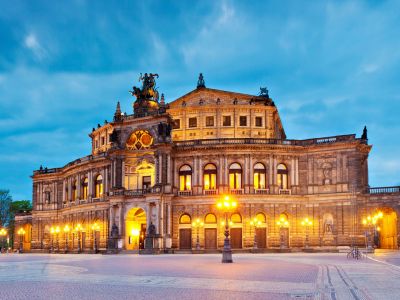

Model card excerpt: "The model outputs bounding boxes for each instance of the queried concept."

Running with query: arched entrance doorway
[376,208,398,249]
[125,208,146,250]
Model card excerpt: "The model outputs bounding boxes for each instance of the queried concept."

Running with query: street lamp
[276,216,289,249]
[91,223,100,253]
[50,226,60,253]
[192,218,204,251]
[362,211,383,251]
[75,223,83,253]
[250,217,262,250]
[301,217,313,249]
[63,225,70,253]
[216,195,237,263]
[0,228,7,253]
[17,228,26,253]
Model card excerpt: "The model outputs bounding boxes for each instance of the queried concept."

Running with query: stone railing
[111,186,162,197]
[367,186,400,194]
[174,134,365,149]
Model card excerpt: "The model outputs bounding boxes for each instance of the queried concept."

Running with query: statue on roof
[197,73,206,88]
[361,126,368,140]
[130,72,161,118]
[259,87,269,98]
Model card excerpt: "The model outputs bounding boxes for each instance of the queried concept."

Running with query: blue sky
[0,0,399,200]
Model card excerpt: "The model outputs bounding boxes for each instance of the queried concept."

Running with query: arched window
[72,180,77,201]
[253,163,266,189]
[231,213,242,223]
[229,163,242,189]
[256,212,266,223]
[203,163,217,190]
[205,213,217,224]
[277,164,288,189]
[179,165,192,191]
[94,175,103,198]
[179,213,191,224]
[81,177,88,200]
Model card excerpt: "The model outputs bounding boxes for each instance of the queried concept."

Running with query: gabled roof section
[168,87,275,108]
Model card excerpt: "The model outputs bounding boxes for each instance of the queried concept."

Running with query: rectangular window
[239,116,247,126]
[142,176,151,189]
[173,119,181,129]
[255,117,263,127]
[205,116,214,127]
[223,116,231,126]
[101,136,105,145]
[188,117,197,128]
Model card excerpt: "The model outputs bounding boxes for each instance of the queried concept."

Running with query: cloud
[24,33,47,60]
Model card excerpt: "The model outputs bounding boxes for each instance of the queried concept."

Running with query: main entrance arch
[377,208,398,249]
[125,207,147,250]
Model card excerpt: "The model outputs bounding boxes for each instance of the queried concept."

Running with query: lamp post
[192,218,204,251]
[216,195,237,263]
[91,223,100,253]
[17,228,26,253]
[0,228,7,253]
[301,217,313,249]
[276,217,289,249]
[50,226,60,253]
[75,223,83,253]
[250,217,261,250]
[63,225,70,253]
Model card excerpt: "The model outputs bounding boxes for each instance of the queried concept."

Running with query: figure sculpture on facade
[197,73,205,88]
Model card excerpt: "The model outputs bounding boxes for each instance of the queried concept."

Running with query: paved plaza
[0,251,400,299]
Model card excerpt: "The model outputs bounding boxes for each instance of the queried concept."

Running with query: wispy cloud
[24,33,47,60]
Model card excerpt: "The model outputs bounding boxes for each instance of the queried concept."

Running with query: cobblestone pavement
[0,252,400,299]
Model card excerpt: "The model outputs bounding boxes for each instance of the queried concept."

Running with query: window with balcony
[229,163,242,189]
[188,117,197,128]
[179,165,192,191]
[277,164,288,189]
[223,116,231,126]
[203,163,217,190]
[94,175,103,198]
[253,163,266,189]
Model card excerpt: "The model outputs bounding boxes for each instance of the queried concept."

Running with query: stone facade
[15,77,400,252]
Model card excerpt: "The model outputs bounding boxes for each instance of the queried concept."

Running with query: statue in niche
[322,162,332,185]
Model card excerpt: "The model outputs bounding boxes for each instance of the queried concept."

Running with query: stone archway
[377,208,398,249]
[125,207,147,250]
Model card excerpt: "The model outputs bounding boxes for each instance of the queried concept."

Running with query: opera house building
[15,73,399,253]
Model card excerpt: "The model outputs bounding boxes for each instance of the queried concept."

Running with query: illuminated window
[277,164,288,189]
[188,117,197,128]
[255,117,263,127]
[203,163,217,190]
[94,175,103,198]
[72,180,77,201]
[223,116,231,126]
[229,163,242,189]
[231,213,242,223]
[239,116,247,126]
[179,165,192,191]
[256,213,266,223]
[205,116,214,127]
[81,177,88,200]
[254,163,266,189]
[179,214,191,224]
[205,213,217,224]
